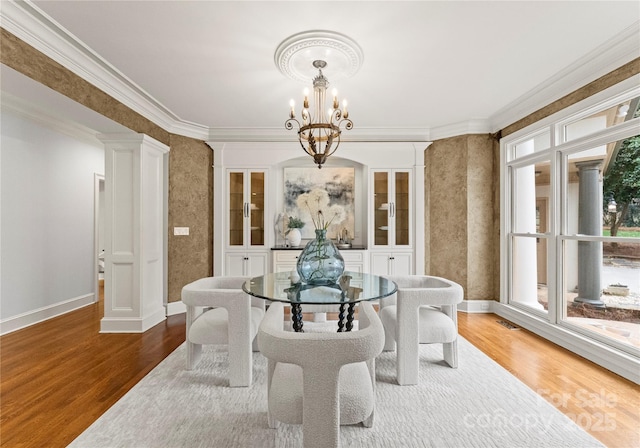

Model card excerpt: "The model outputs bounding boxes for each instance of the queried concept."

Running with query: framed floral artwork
[283,167,355,240]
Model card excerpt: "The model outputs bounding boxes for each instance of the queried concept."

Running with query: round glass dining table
[243,271,397,332]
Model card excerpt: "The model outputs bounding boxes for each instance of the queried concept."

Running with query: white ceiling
[2,1,639,141]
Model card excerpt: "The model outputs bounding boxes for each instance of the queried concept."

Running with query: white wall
[1,109,104,332]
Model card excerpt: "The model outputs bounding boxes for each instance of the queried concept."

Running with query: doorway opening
[94,174,105,309]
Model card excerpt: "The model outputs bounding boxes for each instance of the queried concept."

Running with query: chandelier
[285,60,353,169]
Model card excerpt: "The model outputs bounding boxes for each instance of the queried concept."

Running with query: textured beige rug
[70,333,603,447]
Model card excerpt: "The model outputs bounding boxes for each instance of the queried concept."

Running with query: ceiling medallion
[274,30,364,83]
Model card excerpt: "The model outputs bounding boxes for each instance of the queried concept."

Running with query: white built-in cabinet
[370,252,412,276]
[224,169,268,276]
[369,169,413,276]
[226,252,268,277]
[272,249,368,274]
[211,142,425,278]
[342,251,368,273]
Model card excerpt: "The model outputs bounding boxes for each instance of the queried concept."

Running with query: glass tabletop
[243,271,397,305]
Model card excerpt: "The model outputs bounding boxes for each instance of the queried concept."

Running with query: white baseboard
[99,308,166,333]
[166,300,186,316]
[0,293,96,336]
[457,299,496,313]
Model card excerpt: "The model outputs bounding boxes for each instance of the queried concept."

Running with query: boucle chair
[379,275,464,386]
[181,276,265,387]
[258,301,384,448]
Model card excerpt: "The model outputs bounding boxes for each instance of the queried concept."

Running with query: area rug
[69,333,603,448]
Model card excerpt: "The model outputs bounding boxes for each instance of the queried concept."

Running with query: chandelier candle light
[285,60,353,169]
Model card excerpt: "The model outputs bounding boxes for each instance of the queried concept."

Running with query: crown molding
[0,0,207,139]
[168,119,211,141]
[207,121,495,143]
[429,120,493,141]
[1,91,105,146]
[346,127,431,142]
[490,21,640,133]
[207,127,432,143]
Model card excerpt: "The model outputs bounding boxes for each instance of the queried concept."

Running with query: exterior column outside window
[573,160,605,308]
[512,140,543,310]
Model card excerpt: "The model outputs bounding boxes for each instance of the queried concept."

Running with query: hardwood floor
[457,313,639,448]
[0,294,185,448]
[1,296,638,447]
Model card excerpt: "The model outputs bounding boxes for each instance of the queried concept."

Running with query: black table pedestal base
[337,303,356,332]
[289,303,356,333]
[291,303,304,332]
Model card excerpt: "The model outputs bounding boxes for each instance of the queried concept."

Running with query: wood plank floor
[1,294,638,447]
[457,313,639,448]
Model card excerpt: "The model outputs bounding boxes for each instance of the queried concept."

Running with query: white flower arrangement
[296,188,347,231]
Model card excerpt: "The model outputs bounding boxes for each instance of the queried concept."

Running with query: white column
[100,133,169,333]
[512,141,544,310]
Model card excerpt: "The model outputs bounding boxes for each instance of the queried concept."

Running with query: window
[560,95,640,143]
[560,137,639,351]
[512,129,551,159]
[502,83,640,368]
[508,160,551,316]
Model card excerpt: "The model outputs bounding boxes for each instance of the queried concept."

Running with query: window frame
[500,77,640,380]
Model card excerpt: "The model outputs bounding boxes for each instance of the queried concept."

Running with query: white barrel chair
[181,276,265,387]
[379,275,464,386]
[258,301,384,448]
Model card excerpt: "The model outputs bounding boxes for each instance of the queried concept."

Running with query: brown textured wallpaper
[491,137,501,300]
[168,135,213,302]
[465,134,498,299]
[501,57,640,138]
[425,134,498,300]
[0,28,170,146]
[427,135,469,287]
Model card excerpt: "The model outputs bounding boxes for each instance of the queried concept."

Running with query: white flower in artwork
[296,188,346,231]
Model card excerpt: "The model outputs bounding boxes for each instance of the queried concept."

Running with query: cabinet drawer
[342,250,366,273]
[273,250,302,263]
[342,251,364,263]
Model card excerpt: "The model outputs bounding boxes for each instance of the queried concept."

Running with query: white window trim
[499,75,640,384]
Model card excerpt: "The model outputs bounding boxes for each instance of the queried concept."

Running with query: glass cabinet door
[372,169,411,247]
[394,171,410,246]
[229,172,244,246]
[228,170,266,248]
[373,172,389,246]
[249,172,264,246]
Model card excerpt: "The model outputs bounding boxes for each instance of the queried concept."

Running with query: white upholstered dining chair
[181,276,265,387]
[258,301,384,448]
[379,275,464,385]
